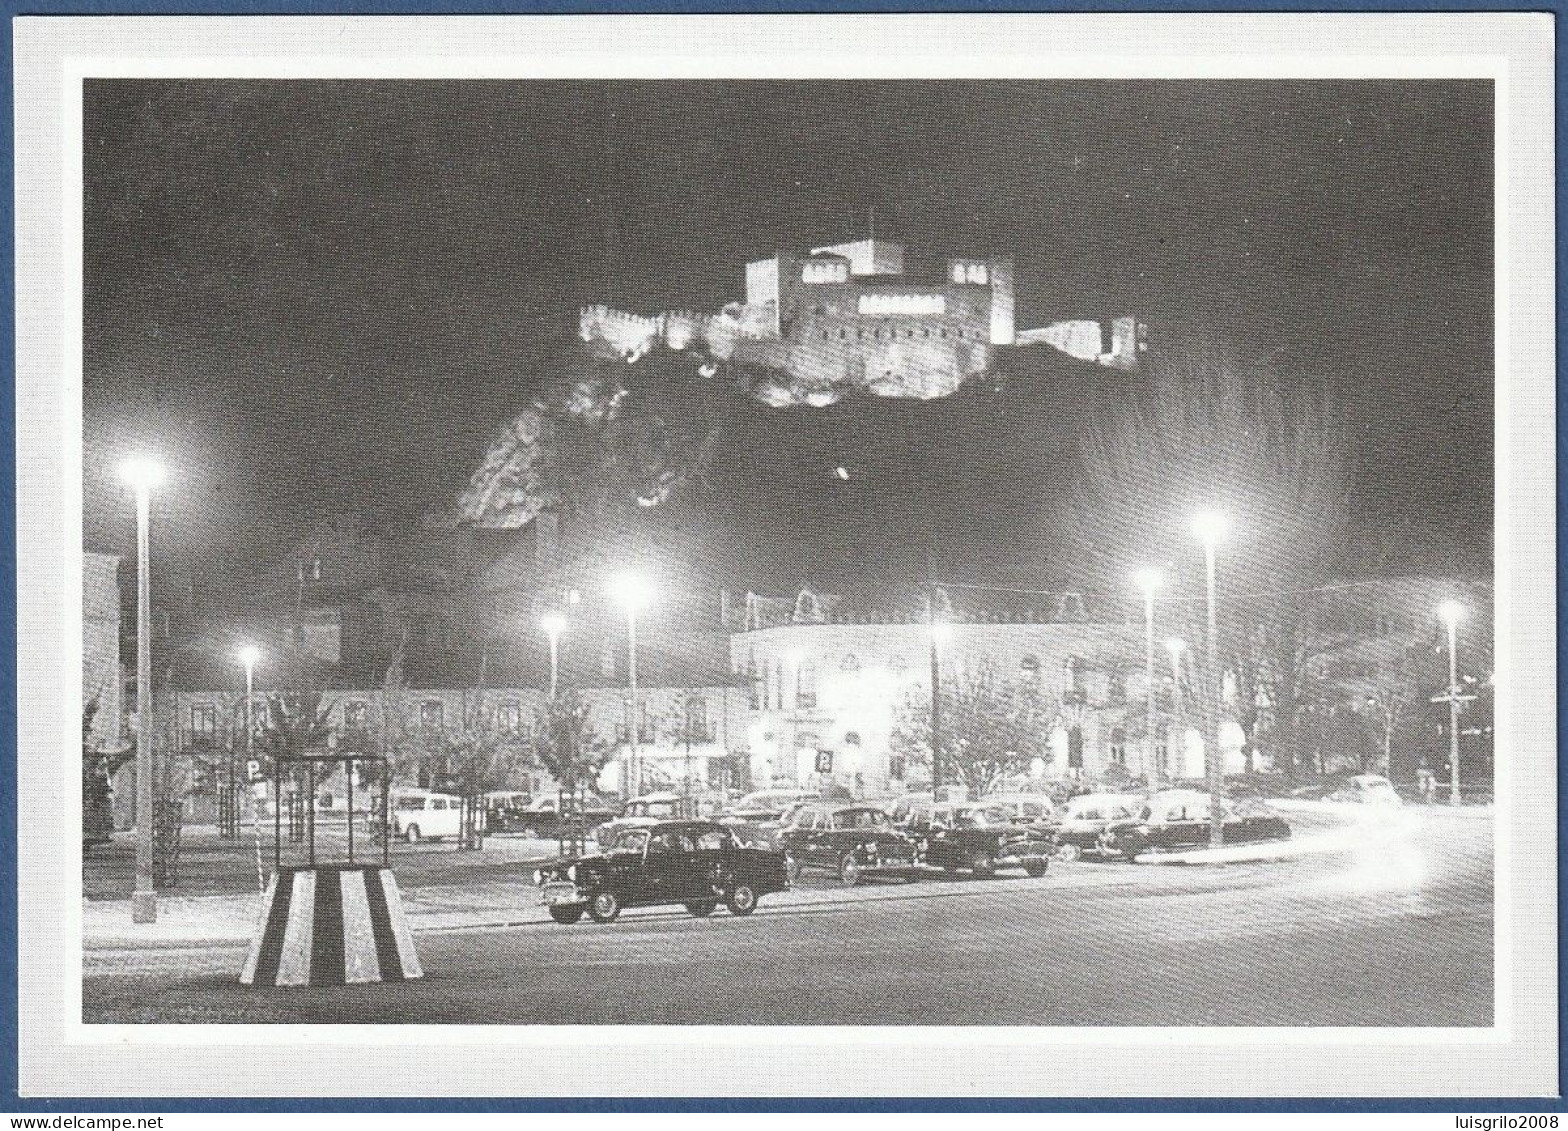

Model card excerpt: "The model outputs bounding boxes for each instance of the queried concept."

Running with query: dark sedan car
[534,820,790,924]
[777,802,921,885]
[497,793,616,839]
[1098,790,1291,860]
[900,800,1052,877]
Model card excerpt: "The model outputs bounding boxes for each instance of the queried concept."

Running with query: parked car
[594,791,688,848]
[900,800,1052,877]
[1052,792,1147,861]
[721,789,820,849]
[725,788,817,822]
[384,789,466,843]
[534,820,789,924]
[1098,789,1292,860]
[497,793,616,839]
[1325,774,1404,807]
[777,802,921,885]
[978,792,1059,833]
[483,790,532,831]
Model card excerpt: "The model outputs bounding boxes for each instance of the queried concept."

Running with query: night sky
[83,79,1493,594]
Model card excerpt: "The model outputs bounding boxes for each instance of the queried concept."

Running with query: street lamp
[1191,509,1230,848]
[1133,569,1164,791]
[540,613,567,701]
[927,615,950,801]
[1437,599,1466,805]
[610,573,651,799]
[1166,638,1187,780]
[237,644,262,892]
[119,456,165,924]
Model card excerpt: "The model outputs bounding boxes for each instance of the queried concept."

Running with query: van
[388,789,467,843]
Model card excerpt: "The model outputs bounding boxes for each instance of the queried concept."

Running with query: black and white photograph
[13,11,1555,1102]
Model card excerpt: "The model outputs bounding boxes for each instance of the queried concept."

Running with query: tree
[889,659,1057,799]
[427,695,530,848]
[528,690,614,798]
[1069,332,1354,777]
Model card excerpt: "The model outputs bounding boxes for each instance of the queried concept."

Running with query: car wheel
[970,851,996,879]
[784,854,802,884]
[405,824,421,844]
[685,901,717,918]
[1056,842,1081,863]
[548,905,584,925]
[1023,857,1048,878]
[587,890,622,923]
[726,883,758,916]
[839,854,863,886]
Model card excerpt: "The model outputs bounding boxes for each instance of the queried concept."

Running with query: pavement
[81,803,1494,1025]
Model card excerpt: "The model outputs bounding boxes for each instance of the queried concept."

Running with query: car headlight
[567,864,577,882]
[532,869,543,885]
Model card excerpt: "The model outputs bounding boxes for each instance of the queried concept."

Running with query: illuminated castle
[580,237,1144,406]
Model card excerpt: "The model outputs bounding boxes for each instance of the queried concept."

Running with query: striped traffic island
[241,865,423,987]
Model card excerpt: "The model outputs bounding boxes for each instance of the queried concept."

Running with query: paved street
[82,806,1491,1026]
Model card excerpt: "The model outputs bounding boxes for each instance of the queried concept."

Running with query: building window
[1065,657,1086,703]
[189,703,216,738]
[774,660,785,710]
[1110,726,1127,765]
[1020,655,1041,681]
[889,753,906,781]
[797,662,818,709]
[420,700,444,733]
[747,654,761,710]
[685,697,709,742]
[344,700,369,729]
[496,700,522,733]
[1108,670,1128,704]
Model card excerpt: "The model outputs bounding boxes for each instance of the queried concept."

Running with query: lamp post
[238,644,262,892]
[1192,509,1230,848]
[1437,600,1465,806]
[1166,637,1187,781]
[119,457,164,923]
[540,613,567,701]
[610,574,650,799]
[928,613,951,802]
[1133,569,1164,792]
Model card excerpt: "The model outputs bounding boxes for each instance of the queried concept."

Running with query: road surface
[83,806,1491,1026]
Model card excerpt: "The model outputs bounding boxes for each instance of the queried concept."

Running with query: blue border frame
[5,0,1560,1112]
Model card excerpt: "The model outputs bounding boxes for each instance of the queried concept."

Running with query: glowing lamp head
[1191,509,1231,547]
[1132,568,1164,596]
[117,457,166,492]
[1164,637,1186,660]
[930,621,954,645]
[1437,600,1465,629]
[540,613,568,639]
[609,573,651,612]
[238,644,261,670]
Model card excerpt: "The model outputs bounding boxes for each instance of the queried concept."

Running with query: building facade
[728,586,1148,795]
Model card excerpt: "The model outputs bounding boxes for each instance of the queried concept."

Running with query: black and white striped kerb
[240,866,423,986]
